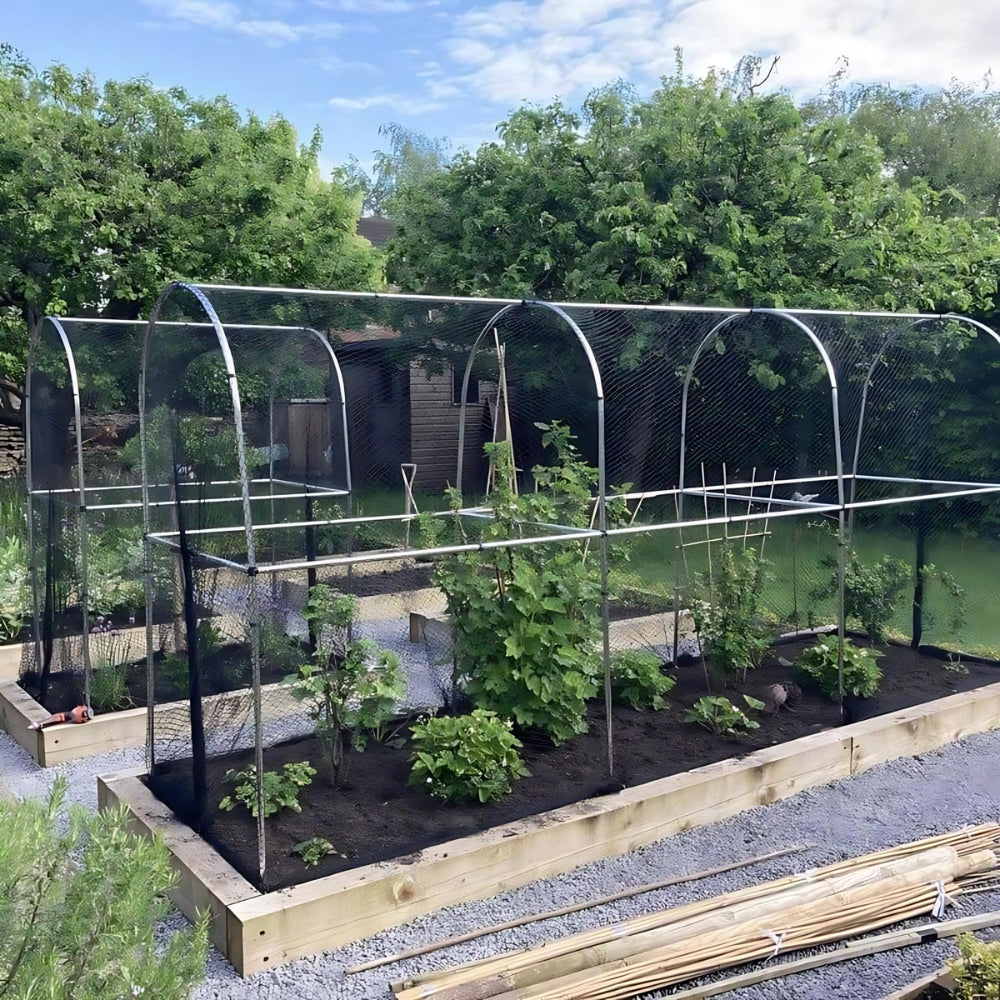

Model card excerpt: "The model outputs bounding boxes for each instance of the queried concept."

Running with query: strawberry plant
[409,709,529,803]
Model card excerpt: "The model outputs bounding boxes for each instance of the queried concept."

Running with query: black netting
[126,284,1000,889]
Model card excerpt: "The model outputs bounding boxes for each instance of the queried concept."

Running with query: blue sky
[5,1,998,182]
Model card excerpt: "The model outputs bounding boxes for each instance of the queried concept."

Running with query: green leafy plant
[257,618,302,672]
[219,761,316,818]
[293,836,345,867]
[609,649,676,710]
[0,532,29,643]
[683,695,764,737]
[285,586,407,785]
[88,631,133,711]
[84,525,146,616]
[158,652,189,693]
[424,424,604,745]
[944,652,969,676]
[89,662,130,712]
[794,635,884,700]
[950,932,1000,999]
[410,709,530,804]
[692,544,772,681]
[814,548,909,643]
[0,776,208,998]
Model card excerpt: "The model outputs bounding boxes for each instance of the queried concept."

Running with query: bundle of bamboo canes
[392,824,1000,1000]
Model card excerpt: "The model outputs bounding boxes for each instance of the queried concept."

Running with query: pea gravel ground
[1,725,999,1000]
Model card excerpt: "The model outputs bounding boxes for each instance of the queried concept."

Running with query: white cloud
[328,92,442,113]
[141,0,343,45]
[441,0,1000,106]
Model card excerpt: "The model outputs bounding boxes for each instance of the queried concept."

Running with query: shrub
[683,695,764,737]
[950,933,1000,999]
[285,586,407,785]
[609,650,675,710]
[0,532,29,642]
[410,709,530,803]
[89,630,134,712]
[795,635,883,700]
[424,425,604,745]
[219,761,316,818]
[814,548,909,643]
[0,777,208,998]
[692,544,772,681]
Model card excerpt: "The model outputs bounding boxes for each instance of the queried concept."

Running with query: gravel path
[1,724,998,999]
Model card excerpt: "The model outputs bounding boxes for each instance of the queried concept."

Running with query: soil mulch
[21,644,289,714]
[146,636,1000,892]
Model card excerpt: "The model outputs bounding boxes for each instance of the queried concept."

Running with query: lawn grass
[610,516,1000,656]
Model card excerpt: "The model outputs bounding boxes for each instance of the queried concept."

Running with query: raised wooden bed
[409,608,698,653]
[0,585,443,767]
[882,967,955,999]
[98,680,1000,977]
[0,641,22,682]
[0,676,299,768]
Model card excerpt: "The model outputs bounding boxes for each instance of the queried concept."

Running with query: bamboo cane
[394,839,998,1000]
[481,854,993,1000]
[349,845,810,975]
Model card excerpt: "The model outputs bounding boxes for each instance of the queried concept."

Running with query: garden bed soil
[146,636,1000,892]
[21,644,290,714]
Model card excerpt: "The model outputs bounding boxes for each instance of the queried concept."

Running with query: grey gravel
[1,724,999,1000]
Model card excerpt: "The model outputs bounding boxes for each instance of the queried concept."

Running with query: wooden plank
[0,642,22,681]
[0,678,300,767]
[851,684,1000,775]
[0,682,43,758]
[98,771,260,966]
[881,967,955,1000]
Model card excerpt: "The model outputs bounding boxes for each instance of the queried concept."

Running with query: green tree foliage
[806,71,1000,221]
[0,777,208,998]
[386,63,1000,313]
[338,122,449,217]
[0,44,383,427]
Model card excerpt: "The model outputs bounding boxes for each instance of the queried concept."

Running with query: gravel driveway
[1,724,998,999]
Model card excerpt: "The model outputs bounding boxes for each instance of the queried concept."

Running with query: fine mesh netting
[23,317,149,711]
[125,283,1000,890]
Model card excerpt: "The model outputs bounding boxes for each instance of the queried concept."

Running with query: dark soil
[146,635,1000,892]
[913,985,953,999]
[22,643,291,714]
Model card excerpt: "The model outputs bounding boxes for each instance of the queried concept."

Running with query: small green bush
[285,586,407,786]
[814,548,909,643]
[90,662,130,712]
[0,777,208,998]
[609,650,675,710]
[692,545,772,681]
[410,709,530,803]
[0,532,29,642]
[683,695,764,737]
[219,761,316,818]
[950,932,1000,999]
[795,635,883,700]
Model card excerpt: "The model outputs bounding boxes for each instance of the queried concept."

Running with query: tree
[0,45,384,430]
[805,72,1000,221]
[340,122,449,217]
[386,63,1000,314]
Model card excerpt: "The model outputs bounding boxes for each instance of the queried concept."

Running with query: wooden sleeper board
[98,681,1000,977]
[0,679,300,767]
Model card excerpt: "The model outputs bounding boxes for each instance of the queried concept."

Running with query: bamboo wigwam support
[392,824,1000,1000]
